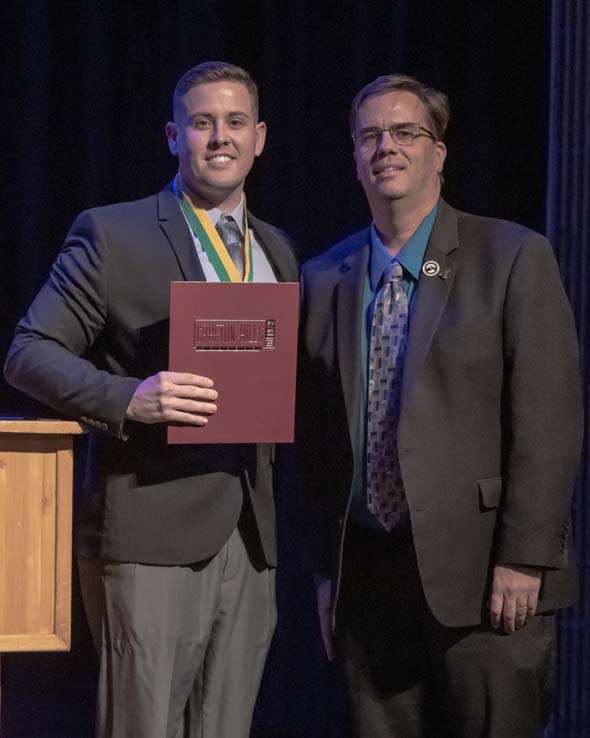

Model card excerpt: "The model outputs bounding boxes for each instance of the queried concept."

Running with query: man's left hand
[489,564,542,634]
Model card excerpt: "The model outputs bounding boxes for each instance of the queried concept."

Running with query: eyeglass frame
[352,122,438,151]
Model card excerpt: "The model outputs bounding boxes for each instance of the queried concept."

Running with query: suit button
[81,416,88,422]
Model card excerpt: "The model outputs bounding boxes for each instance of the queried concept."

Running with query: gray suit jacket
[299,199,582,627]
[4,184,299,567]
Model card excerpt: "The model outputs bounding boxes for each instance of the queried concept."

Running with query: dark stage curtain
[545,2,590,737]
[1,1,587,737]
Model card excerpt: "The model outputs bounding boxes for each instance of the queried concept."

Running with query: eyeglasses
[353,123,437,151]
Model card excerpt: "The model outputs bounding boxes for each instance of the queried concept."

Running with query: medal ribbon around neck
[177,187,253,283]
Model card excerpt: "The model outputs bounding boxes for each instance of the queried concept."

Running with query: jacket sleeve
[296,263,344,581]
[4,209,141,439]
[496,233,583,568]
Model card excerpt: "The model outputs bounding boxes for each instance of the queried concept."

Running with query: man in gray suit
[299,74,582,738]
[5,61,298,738]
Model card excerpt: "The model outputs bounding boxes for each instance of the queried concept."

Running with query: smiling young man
[299,74,582,737]
[165,72,266,212]
[4,61,298,738]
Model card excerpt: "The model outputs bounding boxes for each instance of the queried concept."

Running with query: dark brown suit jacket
[299,199,582,627]
[4,184,299,566]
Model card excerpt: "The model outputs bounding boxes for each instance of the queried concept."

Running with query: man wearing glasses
[299,74,582,737]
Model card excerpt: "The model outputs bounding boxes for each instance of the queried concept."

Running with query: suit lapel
[335,235,371,446]
[401,200,459,411]
[247,212,297,283]
[157,190,297,284]
[157,185,206,282]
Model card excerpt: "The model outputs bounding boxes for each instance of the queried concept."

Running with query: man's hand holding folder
[127,371,218,426]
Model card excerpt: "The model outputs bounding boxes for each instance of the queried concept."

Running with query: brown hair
[350,74,450,140]
[173,61,259,121]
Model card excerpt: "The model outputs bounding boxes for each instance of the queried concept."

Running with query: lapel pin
[422,260,440,277]
[439,269,452,280]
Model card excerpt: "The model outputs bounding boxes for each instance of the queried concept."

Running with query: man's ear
[254,121,267,157]
[353,146,360,182]
[165,122,179,156]
[434,140,447,174]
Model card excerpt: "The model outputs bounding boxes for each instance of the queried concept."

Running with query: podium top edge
[0,419,86,434]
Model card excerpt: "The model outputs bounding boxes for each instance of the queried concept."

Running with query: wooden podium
[0,419,83,667]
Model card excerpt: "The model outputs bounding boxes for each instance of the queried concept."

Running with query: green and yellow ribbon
[178,189,253,283]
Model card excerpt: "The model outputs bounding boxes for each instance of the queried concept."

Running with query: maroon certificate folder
[168,282,299,444]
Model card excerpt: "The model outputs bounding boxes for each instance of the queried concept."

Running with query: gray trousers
[78,525,276,738]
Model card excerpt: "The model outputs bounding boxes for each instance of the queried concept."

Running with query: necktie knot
[216,215,242,248]
[381,261,405,304]
[382,260,403,285]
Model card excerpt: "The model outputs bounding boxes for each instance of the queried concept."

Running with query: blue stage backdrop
[546,2,590,737]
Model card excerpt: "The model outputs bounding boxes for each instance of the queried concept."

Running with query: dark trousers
[337,524,554,738]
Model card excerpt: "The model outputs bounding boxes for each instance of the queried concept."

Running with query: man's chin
[375,180,406,197]
[184,179,245,210]
[372,187,406,205]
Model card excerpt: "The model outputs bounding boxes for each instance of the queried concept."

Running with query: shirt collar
[369,202,439,291]
[207,196,246,235]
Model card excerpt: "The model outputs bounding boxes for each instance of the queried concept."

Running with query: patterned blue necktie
[215,214,244,277]
[366,261,410,531]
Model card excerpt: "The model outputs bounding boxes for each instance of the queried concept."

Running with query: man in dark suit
[4,61,298,738]
[299,74,582,738]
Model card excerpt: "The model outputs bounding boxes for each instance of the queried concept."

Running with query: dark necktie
[215,214,244,278]
[366,261,410,531]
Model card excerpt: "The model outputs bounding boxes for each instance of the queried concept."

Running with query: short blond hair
[173,61,259,121]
